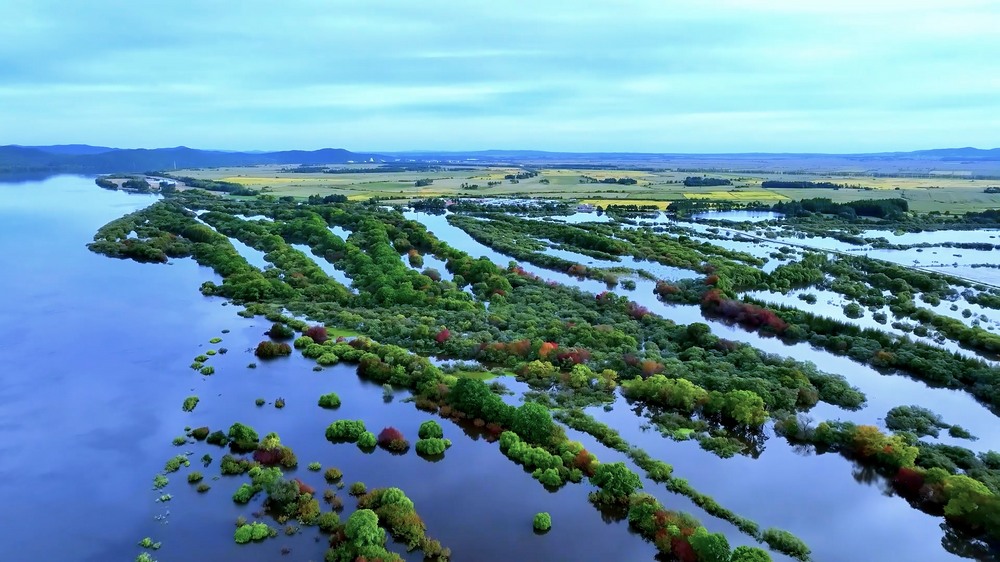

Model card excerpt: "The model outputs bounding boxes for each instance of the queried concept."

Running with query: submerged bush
[325,420,367,443]
[304,325,330,344]
[317,352,340,366]
[187,471,203,484]
[228,422,260,450]
[234,522,273,544]
[191,426,210,440]
[308,462,322,471]
[206,431,228,446]
[377,427,410,453]
[324,467,343,483]
[182,396,199,412]
[199,366,215,376]
[415,438,451,456]
[533,512,551,532]
[255,341,292,359]
[418,420,443,440]
[164,455,190,473]
[357,431,377,450]
[318,392,341,409]
[267,323,294,340]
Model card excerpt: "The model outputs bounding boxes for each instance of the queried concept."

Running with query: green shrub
[274,397,286,409]
[317,511,341,534]
[234,522,273,544]
[187,471,204,484]
[210,337,222,344]
[191,426,210,440]
[220,454,256,475]
[232,483,256,504]
[196,483,211,493]
[206,431,228,446]
[415,438,451,456]
[267,323,295,339]
[182,396,199,412]
[138,537,161,550]
[164,455,189,473]
[357,431,377,450]
[308,462,322,471]
[317,353,340,366]
[152,474,168,489]
[190,361,204,370]
[194,355,209,363]
[762,528,811,561]
[255,398,265,406]
[172,436,186,446]
[136,553,156,562]
[325,420,367,443]
[324,467,343,483]
[731,545,773,561]
[199,366,215,376]
[228,422,260,449]
[533,512,552,532]
[349,482,367,496]
[294,336,314,349]
[418,420,444,439]
[247,362,257,369]
[206,349,217,356]
[318,392,341,409]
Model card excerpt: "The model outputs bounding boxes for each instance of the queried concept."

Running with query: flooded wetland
[3,176,1000,562]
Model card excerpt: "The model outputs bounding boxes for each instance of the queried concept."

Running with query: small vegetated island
[89,169,1000,562]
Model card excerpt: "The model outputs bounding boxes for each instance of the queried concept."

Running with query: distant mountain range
[0,145,382,174]
[1,144,998,175]
[386,147,1000,162]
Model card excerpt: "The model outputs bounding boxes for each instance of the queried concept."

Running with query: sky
[1,0,998,153]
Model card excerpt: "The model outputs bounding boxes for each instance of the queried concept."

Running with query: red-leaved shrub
[304,325,329,344]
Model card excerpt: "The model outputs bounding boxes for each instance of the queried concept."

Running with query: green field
[177,165,1000,213]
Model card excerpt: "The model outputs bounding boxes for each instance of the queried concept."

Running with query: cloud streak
[0,0,997,151]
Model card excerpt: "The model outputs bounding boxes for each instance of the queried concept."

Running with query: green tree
[590,462,642,502]
[345,509,385,547]
[731,545,773,562]
[724,390,768,426]
[418,420,443,439]
[944,475,994,518]
[228,422,259,448]
[512,402,554,445]
[689,526,731,562]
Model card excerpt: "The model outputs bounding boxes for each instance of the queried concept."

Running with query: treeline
[160,174,258,196]
[771,197,908,219]
[581,175,638,185]
[684,176,732,187]
[761,180,849,189]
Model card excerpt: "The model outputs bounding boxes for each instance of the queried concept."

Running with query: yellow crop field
[220,176,311,185]
[581,199,672,209]
[684,190,789,201]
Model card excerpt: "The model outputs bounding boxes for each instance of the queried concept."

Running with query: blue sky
[1,0,998,152]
